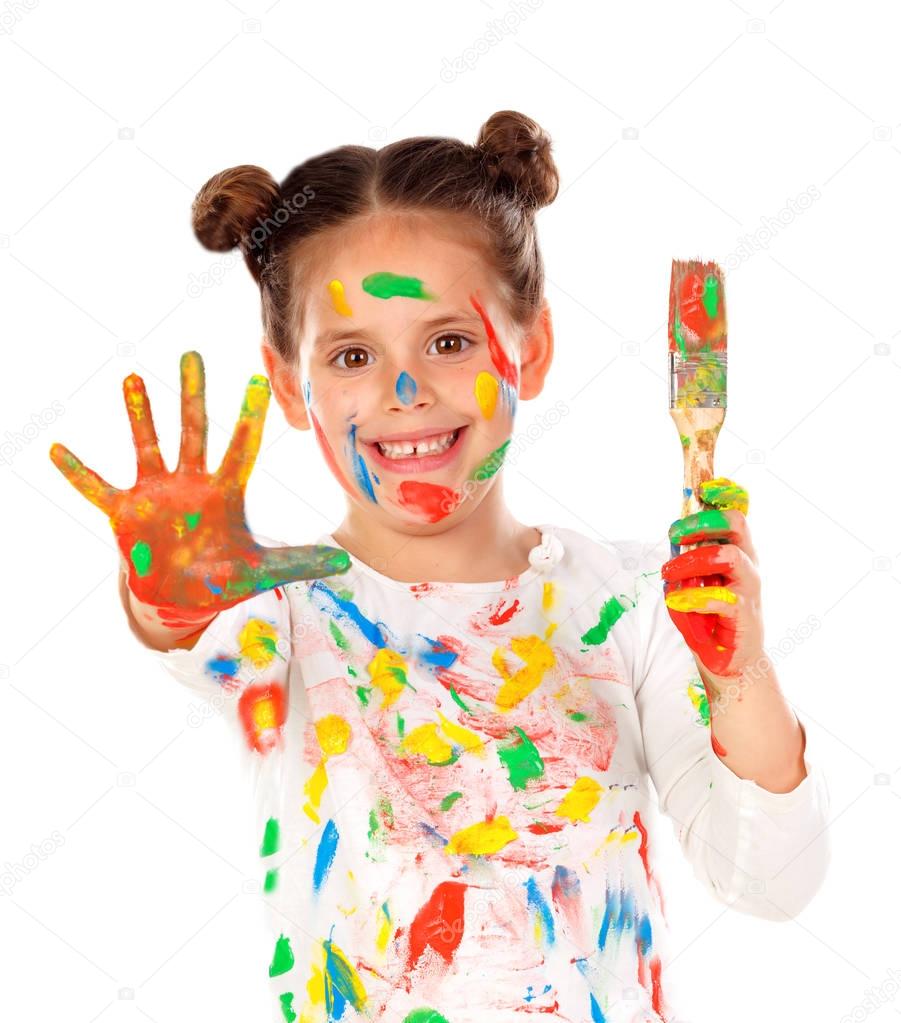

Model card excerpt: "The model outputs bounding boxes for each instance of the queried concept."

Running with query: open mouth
[365,426,467,474]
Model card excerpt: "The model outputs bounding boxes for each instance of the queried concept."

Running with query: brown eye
[331,347,372,370]
[431,334,472,355]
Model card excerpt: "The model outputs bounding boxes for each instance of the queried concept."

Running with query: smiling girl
[50,111,829,1023]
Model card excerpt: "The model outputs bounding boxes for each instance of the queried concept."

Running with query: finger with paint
[49,350,351,621]
[661,478,760,677]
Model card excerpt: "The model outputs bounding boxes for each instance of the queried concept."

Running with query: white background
[2,1,899,1021]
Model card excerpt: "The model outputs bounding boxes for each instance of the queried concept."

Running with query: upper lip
[364,425,464,445]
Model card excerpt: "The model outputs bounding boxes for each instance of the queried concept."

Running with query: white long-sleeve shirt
[144,524,830,1023]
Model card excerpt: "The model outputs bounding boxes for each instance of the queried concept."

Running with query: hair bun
[477,110,559,210]
[191,164,280,257]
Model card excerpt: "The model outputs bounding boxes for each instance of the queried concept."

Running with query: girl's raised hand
[49,350,350,627]
[660,477,763,680]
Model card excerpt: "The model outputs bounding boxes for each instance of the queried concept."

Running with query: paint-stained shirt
[147,524,830,1023]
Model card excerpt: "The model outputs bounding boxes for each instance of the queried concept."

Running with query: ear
[518,299,554,401]
[261,340,310,431]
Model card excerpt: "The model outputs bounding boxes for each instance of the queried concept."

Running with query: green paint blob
[184,511,201,531]
[356,685,371,706]
[396,711,405,738]
[688,676,711,727]
[469,439,511,482]
[130,540,152,577]
[402,1011,451,1023]
[279,992,297,1022]
[449,685,471,714]
[580,595,629,646]
[268,934,294,977]
[440,791,463,811]
[347,665,358,678]
[669,507,730,544]
[328,618,350,651]
[498,726,545,790]
[261,817,280,857]
[567,711,588,721]
[702,274,719,319]
[264,868,278,893]
[361,272,437,301]
[368,809,380,841]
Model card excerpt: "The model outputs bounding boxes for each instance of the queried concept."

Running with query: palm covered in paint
[49,351,350,623]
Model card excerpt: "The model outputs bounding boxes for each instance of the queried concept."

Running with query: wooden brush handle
[668,406,726,537]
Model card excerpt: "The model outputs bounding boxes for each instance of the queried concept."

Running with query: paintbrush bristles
[668,259,728,410]
[668,259,727,355]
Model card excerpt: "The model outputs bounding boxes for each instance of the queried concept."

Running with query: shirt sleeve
[628,536,831,922]
[119,565,293,773]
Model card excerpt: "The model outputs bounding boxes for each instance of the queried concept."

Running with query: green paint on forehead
[361,272,437,301]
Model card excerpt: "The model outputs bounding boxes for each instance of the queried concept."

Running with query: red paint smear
[274,586,283,601]
[650,954,665,1016]
[406,881,466,972]
[711,733,729,757]
[488,597,521,626]
[632,811,652,886]
[397,480,460,523]
[237,682,286,754]
[526,822,565,835]
[665,604,737,676]
[469,292,519,389]
[310,410,357,499]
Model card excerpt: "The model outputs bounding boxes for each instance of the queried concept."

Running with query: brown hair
[190,110,560,365]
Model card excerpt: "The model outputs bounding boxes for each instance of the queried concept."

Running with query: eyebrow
[314,311,483,349]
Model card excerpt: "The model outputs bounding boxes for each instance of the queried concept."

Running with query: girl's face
[295,215,523,531]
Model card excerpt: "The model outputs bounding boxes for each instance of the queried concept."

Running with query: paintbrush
[667,258,728,579]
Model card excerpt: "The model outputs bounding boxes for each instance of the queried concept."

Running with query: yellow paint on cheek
[474,371,499,419]
[664,585,737,612]
[445,816,518,855]
[328,279,354,317]
[492,634,556,711]
[555,776,603,823]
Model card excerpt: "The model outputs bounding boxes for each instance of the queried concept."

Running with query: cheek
[472,370,518,421]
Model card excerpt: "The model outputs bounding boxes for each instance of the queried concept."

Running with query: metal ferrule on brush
[668,350,728,409]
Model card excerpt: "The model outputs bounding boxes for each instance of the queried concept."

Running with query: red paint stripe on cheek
[310,410,358,500]
[469,293,519,389]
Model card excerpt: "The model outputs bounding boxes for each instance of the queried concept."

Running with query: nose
[383,363,434,414]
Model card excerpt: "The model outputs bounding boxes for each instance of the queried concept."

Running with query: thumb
[250,544,352,590]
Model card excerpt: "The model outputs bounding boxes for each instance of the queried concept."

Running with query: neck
[331,479,541,584]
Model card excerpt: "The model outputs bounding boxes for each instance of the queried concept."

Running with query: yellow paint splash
[446,815,518,855]
[304,715,352,821]
[375,901,391,955]
[328,279,353,317]
[238,618,279,668]
[251,695,277,732]
[555,776,603,823]
[664,585,737,613]
[437,710,485,757]
[474,371,499,419]
[493,634,556,711]
[402,723,454,764]
[367,648,410,708]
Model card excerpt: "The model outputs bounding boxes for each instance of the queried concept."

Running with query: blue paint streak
[617,888,635,937]
[418,822,449,845]
[551,864,581,902]
[204,575,223,595]
[303,378,312,406]
[637,912,652,956]
[683,486,693,498]
[310,580,386,648]
[395,370,417,405]
[347,423,377,503]
[418,634,458,670]
[589,992,607,1023]
[313,819,339,892]
[524,876,555,945]
[598,885,618,950]
[205,656,239,679]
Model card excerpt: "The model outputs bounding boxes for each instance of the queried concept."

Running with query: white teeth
[377,429,459,459]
